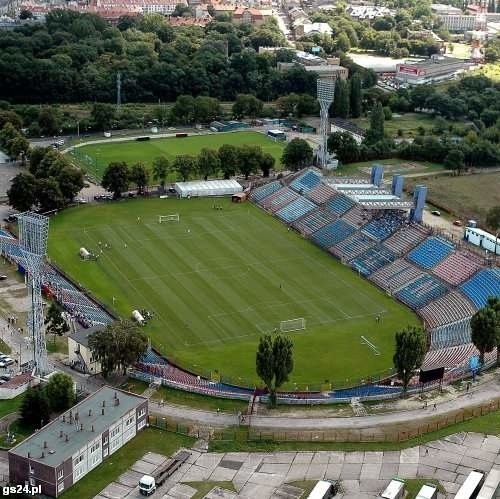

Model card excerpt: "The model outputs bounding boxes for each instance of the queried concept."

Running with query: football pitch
[48,198,419,388]
[69,131,285,181]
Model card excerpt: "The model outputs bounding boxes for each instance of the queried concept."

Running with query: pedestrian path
[94,431,500,499]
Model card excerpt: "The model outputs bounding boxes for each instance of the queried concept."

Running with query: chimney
[75,412,79,423]
[69,411,73,424]
[91,425,94,432]
[62,414,65,423]
[80,424,83,432]
[41,452,44,459]
[114,398,120,406]
[43,441,47,449]
[102,400,105,408]
[59,430,63,438]
[65,434,69,442]
[114,391,117,399]
[101,408,105,416]
[27,452,30,458]
[88,409,92,417]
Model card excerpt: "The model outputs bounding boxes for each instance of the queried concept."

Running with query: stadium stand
[432,250,483,286]
[331,232,376,262]
[419,291,478,329]
[428,318,472,350]
[341,205,370,227]
[362,212,406,241]
[383,223,429,255]
[292,208,337,236]
[407,236,455,269]
[369,259,424,293]
[260,187,299,212]
[350,245,396,276]
[305,183,338,204]
[396,274,449,310]
[289,168,322,194]
[276,196,317,223]
[250,180,282,202]
[310,219,357,249]
[460,268,500,309]
[326,192,356,216]
[422,342,497,369]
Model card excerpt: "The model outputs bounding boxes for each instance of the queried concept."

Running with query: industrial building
[395,55,471,85]
[8,386,148,497]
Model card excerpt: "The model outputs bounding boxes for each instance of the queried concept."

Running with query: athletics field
[48,198,419,388]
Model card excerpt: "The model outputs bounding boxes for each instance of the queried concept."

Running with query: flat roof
[9,386,146,467]
[174,179,242,192]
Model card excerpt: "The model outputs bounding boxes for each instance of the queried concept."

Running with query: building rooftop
[69,325,105,349]
[9,386,146,467]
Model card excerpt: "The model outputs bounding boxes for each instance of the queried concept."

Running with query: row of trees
[21,373,75,428]
[7,146,84,212]
[0,122,30,162]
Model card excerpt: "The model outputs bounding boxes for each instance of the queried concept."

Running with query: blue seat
[332,232,375,261]
[408,236,455,269]
[459,268,500,309]
[250,180,282,202]
[350,245,395,276]
[429,319,471,349]
[289,169,322,193]
[362,213,405,241]
[326,193,355,216]
[396,274,448,310]
[276,197,317,223]
[310,220,356,249]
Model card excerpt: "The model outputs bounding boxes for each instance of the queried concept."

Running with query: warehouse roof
[9,386,146,466]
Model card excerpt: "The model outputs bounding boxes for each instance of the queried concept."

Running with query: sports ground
[69,131,285,181]
[48,198,419,388]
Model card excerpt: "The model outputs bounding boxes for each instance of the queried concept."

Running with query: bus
[477,468,500,499]
[455,470,485,499]
[307,480,338,499]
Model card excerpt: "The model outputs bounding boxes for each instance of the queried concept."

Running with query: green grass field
[48,198,419,388]
[69,131,285,181]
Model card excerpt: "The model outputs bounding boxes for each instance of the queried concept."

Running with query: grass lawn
[123,379,248,413]
[338,158,445,177]
[351,113,461,139]
[61,429,194,499]
[185,481,236,499]
[0,394,24,419]
[0,339,11,354]
[209,408,500,453]
[49,198,418,389]
[406,171,500,226]
[68,131,285,181]
[0,420,32,448]
[46,335,69,354]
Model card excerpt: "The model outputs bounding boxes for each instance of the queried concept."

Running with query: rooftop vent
[43,441,47,449]
[101,408,105,416]
[41,452,44,459]
[65,434,69,442]
[49,450,55,455]
[91,425,94,432]
[88,409,92,417]
[102,400,105,408]
[59,430,63,438]
[114,398,120,406]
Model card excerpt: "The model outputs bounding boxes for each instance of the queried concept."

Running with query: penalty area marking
[361,335,380,356]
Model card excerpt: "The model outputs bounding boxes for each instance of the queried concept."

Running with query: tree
[45,372,75,412]
[36,177,64,212]
[471,307,497,366]
[333,79,350,118]
[443,149,465,175]
[172,155,197,182]
[485,206,500,233]
[232,94,263,119]
[88,327,116,378]
[44,301,69,344]
[91,103,115,131]
[57,165,84,203]
[350,74,362,119]
[327,132,359,164]
[281,138,313,171]
[130,162,149,194]
[102,162,129,199]
[218,144,238,179]
[393,326,426,396]
[197,148,220,181]
[259,152,275,177]
[38,107,59,136]
[237,145,263,179]
[256,334,294,407]
[366,102,385,143]
[6,135,30,163]
[28,147,49,176]
[7,172,36,211]
[20,387,50,428]
[152,156,170,191]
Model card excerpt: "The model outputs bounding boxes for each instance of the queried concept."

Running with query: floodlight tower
[18,212,50,376]
[316,78,335,168]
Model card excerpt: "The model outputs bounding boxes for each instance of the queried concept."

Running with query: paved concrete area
[94,432,500,499]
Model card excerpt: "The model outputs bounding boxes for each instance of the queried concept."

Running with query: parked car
[0,374,12,381]
[0,275,7,280]
[431,210,441,216]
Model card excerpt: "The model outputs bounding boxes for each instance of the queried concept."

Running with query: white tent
[174,179,242,198]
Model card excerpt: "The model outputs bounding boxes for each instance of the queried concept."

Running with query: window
[103,435,108,445]
[110,426,120,438]
[57,482,64,493]
[57,469,63,480]
[29,465,34,475]
[125,416,134,427]
[90,442,100,454]
[73,454,84,467]
[138,419,146,430]
[138,407,146,418]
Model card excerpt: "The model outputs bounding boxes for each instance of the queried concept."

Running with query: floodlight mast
[316,78,335,168]
[18,212,50,376]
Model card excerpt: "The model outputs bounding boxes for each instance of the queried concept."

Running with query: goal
[280,318,306,333]
[158,214,180,223]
